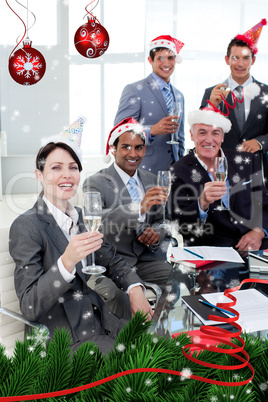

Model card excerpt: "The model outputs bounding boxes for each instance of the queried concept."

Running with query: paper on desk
[170,246,244,263]
[203,289,268,333]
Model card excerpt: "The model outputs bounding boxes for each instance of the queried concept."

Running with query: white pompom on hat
[41,117,85,163]
[149,35,184,63]
[188,108,232,133]
[103,117,147,163]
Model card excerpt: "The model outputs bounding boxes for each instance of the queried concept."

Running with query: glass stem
[91,251,96,267]
[163,202,166,223]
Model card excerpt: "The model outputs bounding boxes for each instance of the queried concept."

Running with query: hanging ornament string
[84,0,100,22]
[5,0,26,57]
[13,0,37,57]
[207,90,244,116]
[15,0,36,39]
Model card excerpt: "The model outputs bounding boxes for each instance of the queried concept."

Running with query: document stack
[248,251,268,279]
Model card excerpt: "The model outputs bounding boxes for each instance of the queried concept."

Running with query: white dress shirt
[43,196,79,282]
[228,75,252,120]
[114,162,146,221]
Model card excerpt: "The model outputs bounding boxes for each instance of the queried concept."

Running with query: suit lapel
[138,169,158,224]
[35,198,88,284]
[146,75,168,115]
[107,164,133,204]
[242,79,261,134]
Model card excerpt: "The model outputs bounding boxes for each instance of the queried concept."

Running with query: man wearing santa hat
[114,35,185,175]
[170,107,268,250]
[200,19,268,169]
[83,117,174,314]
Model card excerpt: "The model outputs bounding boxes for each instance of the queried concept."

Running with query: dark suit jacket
[9,198,142,351]
[83,164,165,266]
[200,77,268,152]
[170,150,268,247]
[114,74,185,174]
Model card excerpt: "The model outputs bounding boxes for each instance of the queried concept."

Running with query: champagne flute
[166,101,182,145]
[82,191,106,275]
[214,156,229,211]
[157,170,172,223]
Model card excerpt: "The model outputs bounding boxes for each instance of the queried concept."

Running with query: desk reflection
[151,259,249,337]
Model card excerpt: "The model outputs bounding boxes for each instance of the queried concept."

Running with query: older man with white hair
[170,108,268,250]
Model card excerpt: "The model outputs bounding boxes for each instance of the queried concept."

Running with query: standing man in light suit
[114,35,185,174]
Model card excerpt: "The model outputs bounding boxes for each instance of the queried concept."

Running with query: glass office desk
[151,254,268,338]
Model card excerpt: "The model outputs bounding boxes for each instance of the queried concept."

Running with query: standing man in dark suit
[83,117,173,307]
[200,19,268,164]
[114,35,185,174]
[171,108,268,250]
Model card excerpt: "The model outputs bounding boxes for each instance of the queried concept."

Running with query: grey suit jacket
[83,164,165,266]
[201,77,268,151]
[114,74,185,174]
[9,198,142,349]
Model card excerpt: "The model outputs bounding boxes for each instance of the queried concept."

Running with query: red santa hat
[149,35,184,63]
[41,117,84,163]
[188,108,232,134]
[235,18,267,54]
[103,117,147,163]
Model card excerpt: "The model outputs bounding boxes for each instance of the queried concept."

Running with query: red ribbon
[182,278,268,386]
[5,0,26,58]
[207,89,244,116]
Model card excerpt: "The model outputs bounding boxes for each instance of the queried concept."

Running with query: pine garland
[0,312,267,401]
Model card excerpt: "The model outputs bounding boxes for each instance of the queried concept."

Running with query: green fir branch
[0,312,268,401]
[38,328,73,395]
[0,344,11,388]
[68,341,102,399]
[0,337,43,397]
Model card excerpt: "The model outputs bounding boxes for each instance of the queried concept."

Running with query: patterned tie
[164,85,174,114]
[234,85,245,131]
[128,177,140,202]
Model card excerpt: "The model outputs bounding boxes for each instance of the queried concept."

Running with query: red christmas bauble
[8,39,46,86]
[74,17,109,58]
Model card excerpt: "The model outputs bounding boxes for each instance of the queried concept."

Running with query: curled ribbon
[5,0,26,57]
[84,0,101,23]
[182,278,268,386]
[207,89,244,116]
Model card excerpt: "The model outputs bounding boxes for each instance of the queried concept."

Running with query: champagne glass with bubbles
[166,101,182,145]
[214,157,229,211]
[157,171,172,223]
[82,191,106,274]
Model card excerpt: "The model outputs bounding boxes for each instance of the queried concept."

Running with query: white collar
[194,148,226,172]
[113,162,140,186]
[228,75,253,90]
[151,72,171,91]
[43,196,79,233]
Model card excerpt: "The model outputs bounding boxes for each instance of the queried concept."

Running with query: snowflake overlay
[13,52,44,80]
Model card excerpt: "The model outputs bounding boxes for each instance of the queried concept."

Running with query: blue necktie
[128,177,140,202]
[164,85,173,114]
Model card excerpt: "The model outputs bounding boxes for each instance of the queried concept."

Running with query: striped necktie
[128,177,140,202]
[234,85,245,131]
[164,85,173,114]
